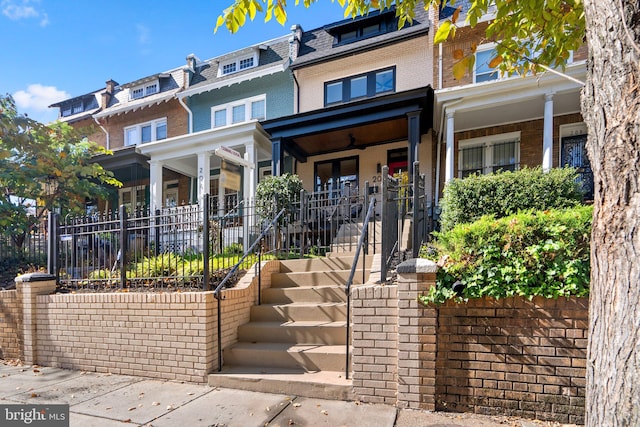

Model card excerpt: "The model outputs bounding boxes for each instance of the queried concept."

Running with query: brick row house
[50,2,588,223]
[432,2,590,207]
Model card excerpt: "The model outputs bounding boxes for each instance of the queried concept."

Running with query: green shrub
[420,205,592,304]
[255,173,303,222]
[439,167,584,231]
[222,242,244,256]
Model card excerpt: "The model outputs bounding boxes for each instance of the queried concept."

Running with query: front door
[314,156,359,198]
[561,134,594,200]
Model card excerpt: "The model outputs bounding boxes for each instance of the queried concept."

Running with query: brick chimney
[102,79,118,109]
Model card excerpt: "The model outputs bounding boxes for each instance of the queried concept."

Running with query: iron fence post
[47,212,59,278]
[203,194,210,291]
[299,189,306,258]
[412,161,420,258]
[119,205,128,289]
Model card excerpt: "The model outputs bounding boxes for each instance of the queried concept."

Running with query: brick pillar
[15,273,57,365]
[396,258,438,410]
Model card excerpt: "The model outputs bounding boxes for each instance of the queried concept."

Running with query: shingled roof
[292,5,430,69]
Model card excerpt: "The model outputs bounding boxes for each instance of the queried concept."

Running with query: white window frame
[458,131,521,178]
[210,95,266,129]
[130,80,160,100]
[124,117,167,146]
[474,42,575,84]
[218,52,259,77]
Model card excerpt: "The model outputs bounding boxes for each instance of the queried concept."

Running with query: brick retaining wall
[0,289,22,360]
[351,259,588,423]
[11,260,279,383]
[436,296,588,425]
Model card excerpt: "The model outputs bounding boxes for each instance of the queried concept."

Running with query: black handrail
[213,208,286,372]
[343,196,376,380]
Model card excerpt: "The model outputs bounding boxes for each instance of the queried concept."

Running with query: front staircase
[208,255,372,400]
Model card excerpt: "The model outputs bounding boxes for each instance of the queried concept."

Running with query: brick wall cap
[15,272,56,283]
[397,258,438,274]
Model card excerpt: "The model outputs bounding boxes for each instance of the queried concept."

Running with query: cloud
[136,23,150,44]
[13,84,69,111]
[2,0,48,26]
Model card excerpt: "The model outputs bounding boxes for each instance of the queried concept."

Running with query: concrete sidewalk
[0,362,575,427]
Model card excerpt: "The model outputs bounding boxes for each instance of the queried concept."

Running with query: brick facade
[99,99,187,150]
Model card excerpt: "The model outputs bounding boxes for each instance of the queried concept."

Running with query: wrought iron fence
[43,167,435,292]
[0,214,48,287]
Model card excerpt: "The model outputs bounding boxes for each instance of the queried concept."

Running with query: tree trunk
[582,1,640,425]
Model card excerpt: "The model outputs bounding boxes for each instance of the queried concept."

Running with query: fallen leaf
[33,369,40,373]
[152,402,160,406]
[70,394,75,399]
[187,392,194,396]
[321,409,328,415]
[122,419,131,423]
[106,407,112,410]
[138,392,145,399]
[266,406,270,411]
[30,393,38,398]
[166,405,174,410]
[128,407,136,411]
[288,420,296,425]
[293,403,301,408]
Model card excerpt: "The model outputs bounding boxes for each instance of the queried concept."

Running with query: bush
[439,167,584,231]
[255,173,303,222]
[420,205,592,304]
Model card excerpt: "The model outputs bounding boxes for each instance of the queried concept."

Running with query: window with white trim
[124,118,167,146]
[130,81,159,100]
[210,95,266,129]
[219,53,258,76]
[474,45,501,83]
[458,132,520,178]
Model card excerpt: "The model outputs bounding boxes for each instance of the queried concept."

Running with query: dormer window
[329,10,397,46]
[130,81,159,100]
[219,52,259,76]
[61,100,84,117]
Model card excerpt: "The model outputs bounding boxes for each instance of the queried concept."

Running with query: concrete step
[209,367,353,400]
[262,286,347,304]
[223,342,348,371]
[270,271,365,288]
[279,257,371,272]
[251,302,347,322]
[237,321,347,345]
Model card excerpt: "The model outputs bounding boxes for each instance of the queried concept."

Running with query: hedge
[420,205,592,304]
[439,167,584,231]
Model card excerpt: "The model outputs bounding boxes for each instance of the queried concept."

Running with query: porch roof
[433,62,587,134]
[261,86,433,162]
[91,146,149,171]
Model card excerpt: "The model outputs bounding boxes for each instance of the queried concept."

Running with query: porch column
[407,110,422,180]
[243,143,257,202]
[271,137,283,176]
[197,151,211,205]
[149,160,164,211]
[445,111,455,182]
[543,93,554,172]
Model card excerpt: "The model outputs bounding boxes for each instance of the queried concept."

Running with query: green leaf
[434,20,453,44]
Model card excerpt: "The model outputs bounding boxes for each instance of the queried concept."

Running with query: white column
[543,93,554,172]
[243,143,257,202]
[197,152,211,206]
[243,143,257,249]
[149,160,164,211]
[445,111,455,182]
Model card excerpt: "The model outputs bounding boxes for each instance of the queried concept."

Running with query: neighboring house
[91,69,189,212]
[49,88,107,149]
[138,34,295,211]
[431,3,591,208]
[262,6,435,209]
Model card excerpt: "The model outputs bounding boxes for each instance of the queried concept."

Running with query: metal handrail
[343,196,376,380]
[213,208,286,372]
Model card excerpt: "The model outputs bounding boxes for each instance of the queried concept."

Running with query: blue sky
[1,0,348,123]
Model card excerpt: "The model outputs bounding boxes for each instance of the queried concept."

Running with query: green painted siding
[189,71,294,132]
